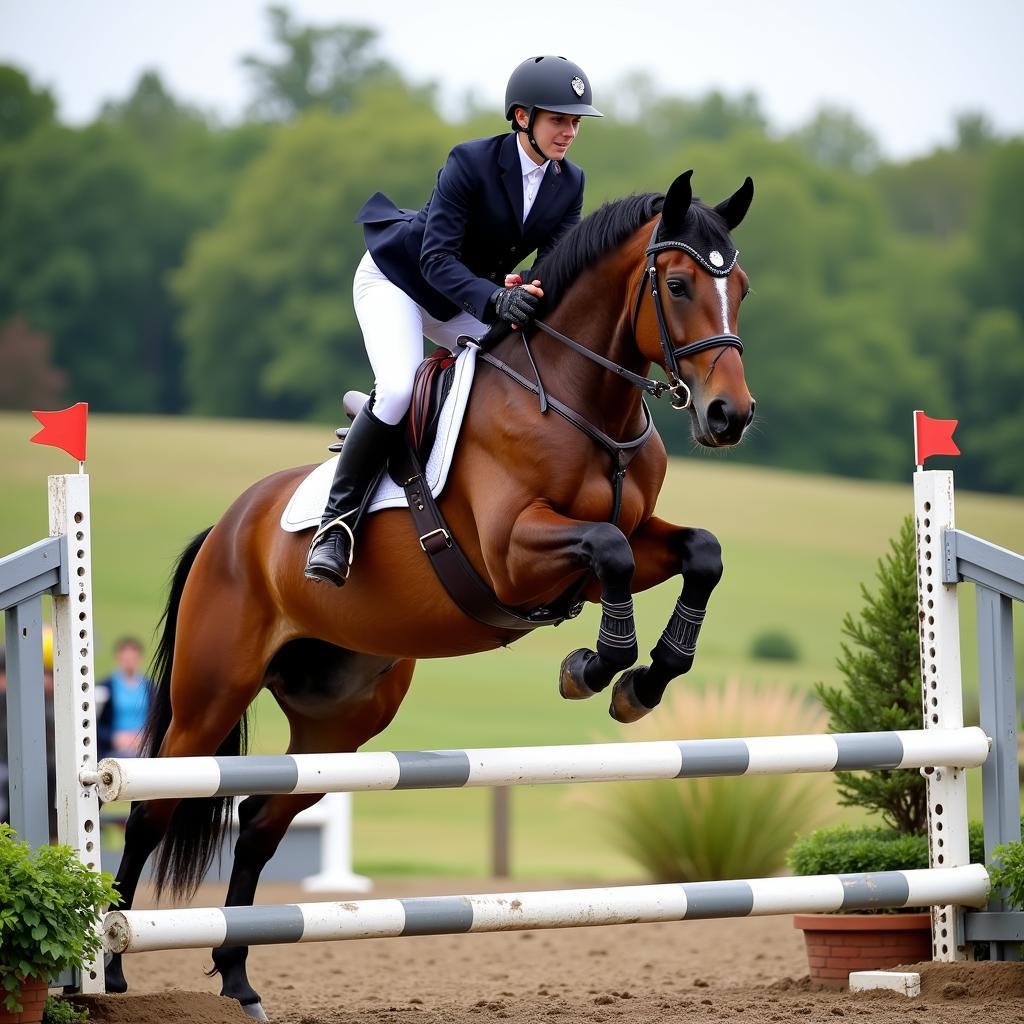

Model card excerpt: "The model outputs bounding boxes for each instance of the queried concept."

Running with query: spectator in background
[96,637,151,761]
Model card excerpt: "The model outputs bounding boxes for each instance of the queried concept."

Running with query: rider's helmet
[505,56,602,158]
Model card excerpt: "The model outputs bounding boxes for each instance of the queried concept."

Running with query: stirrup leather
[309,514,356,567]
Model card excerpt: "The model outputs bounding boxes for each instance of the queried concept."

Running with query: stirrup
[309,515,356,563]
[305,516,357,585]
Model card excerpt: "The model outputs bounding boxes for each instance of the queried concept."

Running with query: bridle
[629,223,745,409]
[524,223,744,410]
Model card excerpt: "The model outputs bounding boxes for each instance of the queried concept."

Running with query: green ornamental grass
[582,679,839,881]
[0,824,118,1014]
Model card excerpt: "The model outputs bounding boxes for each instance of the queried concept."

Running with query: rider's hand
[491,281,544,328]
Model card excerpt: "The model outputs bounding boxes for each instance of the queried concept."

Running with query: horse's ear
[714,177,754,231]
[661,170,694,237]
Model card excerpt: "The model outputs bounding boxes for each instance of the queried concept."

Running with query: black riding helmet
[505,56,602,160]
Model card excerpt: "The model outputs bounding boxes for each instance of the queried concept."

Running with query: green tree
[0,65,55,144]
[174,84,454,419]
[968,140,1024,320]
[791,106,880,174]
[816,517,926,834]
[958,310,1024,494]
[242,6,399,120]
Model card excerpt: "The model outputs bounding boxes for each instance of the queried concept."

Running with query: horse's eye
[666,279,690,299]
[741,286,751,301]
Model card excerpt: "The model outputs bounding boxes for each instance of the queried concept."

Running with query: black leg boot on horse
[304,401,401,586]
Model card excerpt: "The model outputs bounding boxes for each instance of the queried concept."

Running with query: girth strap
[391,445,582,631]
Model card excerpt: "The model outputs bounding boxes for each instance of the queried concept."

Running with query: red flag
[30,403,88,462]
[914,409,959,466]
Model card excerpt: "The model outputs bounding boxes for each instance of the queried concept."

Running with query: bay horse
[106,169,756,1019]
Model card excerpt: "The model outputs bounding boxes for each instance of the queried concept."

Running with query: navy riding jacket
[355,132,584,323]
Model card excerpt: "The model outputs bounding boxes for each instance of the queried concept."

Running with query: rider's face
[516,109,582,162]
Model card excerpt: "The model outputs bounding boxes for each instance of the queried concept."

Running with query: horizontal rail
[84,727,991,803]
[0,536,66,609]
[104,865,990,953]
[944,529,1024,602]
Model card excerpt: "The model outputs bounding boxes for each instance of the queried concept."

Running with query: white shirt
[517,136,550,222]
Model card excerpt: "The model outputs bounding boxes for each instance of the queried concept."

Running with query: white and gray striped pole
[104,865,990,954]
[82,727,989,803]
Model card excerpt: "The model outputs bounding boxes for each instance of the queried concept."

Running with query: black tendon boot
[305,403,400,586]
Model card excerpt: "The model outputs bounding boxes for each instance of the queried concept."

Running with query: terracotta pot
[793,912,932,988]
[0,977,48,1024]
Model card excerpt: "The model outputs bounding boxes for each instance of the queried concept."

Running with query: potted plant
[989,839,1024,957]
[0,823,117,1023]
[789,516,941,986]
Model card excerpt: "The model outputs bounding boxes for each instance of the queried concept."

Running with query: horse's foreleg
[503,509,638,700]
[610,519,723,722]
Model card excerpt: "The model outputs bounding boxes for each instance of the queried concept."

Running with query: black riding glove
[491,284,540,325]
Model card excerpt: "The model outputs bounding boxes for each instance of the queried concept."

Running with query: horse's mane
[532,192,664,306]
[477,192,664,346]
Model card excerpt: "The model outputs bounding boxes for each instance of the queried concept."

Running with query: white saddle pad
[280,344,477,532]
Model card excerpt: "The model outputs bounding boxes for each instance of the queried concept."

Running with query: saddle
[331,349,457,467]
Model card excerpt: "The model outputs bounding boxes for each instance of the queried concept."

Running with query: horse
[105,169,756,1019]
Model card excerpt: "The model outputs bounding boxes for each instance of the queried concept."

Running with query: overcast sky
[2,0,1021,158]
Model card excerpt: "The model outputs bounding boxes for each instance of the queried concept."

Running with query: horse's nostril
[707,398,730,436]
[746,400,756,426]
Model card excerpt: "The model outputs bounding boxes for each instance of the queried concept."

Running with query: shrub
[990,839,1024,913]
[0,824,117,1014]
[582,679,838,881]
[43,997,90,1023]
[749,630,800,661]
[815,515,925,833]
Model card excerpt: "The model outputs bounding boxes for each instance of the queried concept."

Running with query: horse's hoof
[609,667,655,723]
[559,648,601,700]
[240,1000,269,1021]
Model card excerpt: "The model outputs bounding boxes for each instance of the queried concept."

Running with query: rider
[305,56,603,585]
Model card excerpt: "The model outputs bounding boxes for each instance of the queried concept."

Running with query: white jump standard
[83,727,990,802]
[104,866,990,953]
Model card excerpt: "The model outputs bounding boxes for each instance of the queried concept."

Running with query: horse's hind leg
[610,518,723,722]
[211,655,415,1020]
[106,584,277,992]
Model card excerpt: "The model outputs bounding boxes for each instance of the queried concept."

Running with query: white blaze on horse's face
[714,277,731,334]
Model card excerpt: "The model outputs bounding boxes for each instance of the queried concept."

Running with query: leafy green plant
[989,840,1024,912]
[749,630,800,662]
[580,679,838,881]
[43,997,90,1023]
[0,824,117,1014]
[815,515,925,833]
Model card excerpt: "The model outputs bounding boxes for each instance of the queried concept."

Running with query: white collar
[517,135,549,178]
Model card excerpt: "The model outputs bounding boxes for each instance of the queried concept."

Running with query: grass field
[2,412,1022,879]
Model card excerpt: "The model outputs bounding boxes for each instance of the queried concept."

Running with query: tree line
[1,8,1021,493]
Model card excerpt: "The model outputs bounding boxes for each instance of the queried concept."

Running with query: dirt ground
[71,878,1024,1024]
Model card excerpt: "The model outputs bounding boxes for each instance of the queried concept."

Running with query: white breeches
[353,251,488,425]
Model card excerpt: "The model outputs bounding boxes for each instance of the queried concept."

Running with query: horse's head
[634,171,755,448]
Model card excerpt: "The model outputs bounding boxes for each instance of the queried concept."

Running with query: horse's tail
[142,526,251,901]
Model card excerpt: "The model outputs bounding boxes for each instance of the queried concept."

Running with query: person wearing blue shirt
[305,55,602,587]
[96,637,152,760]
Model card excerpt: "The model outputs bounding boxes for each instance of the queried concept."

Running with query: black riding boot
[304,402,400,586]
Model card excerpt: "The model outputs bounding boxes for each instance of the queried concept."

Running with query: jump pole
[83,727,990,802]
[104,866,990,954]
